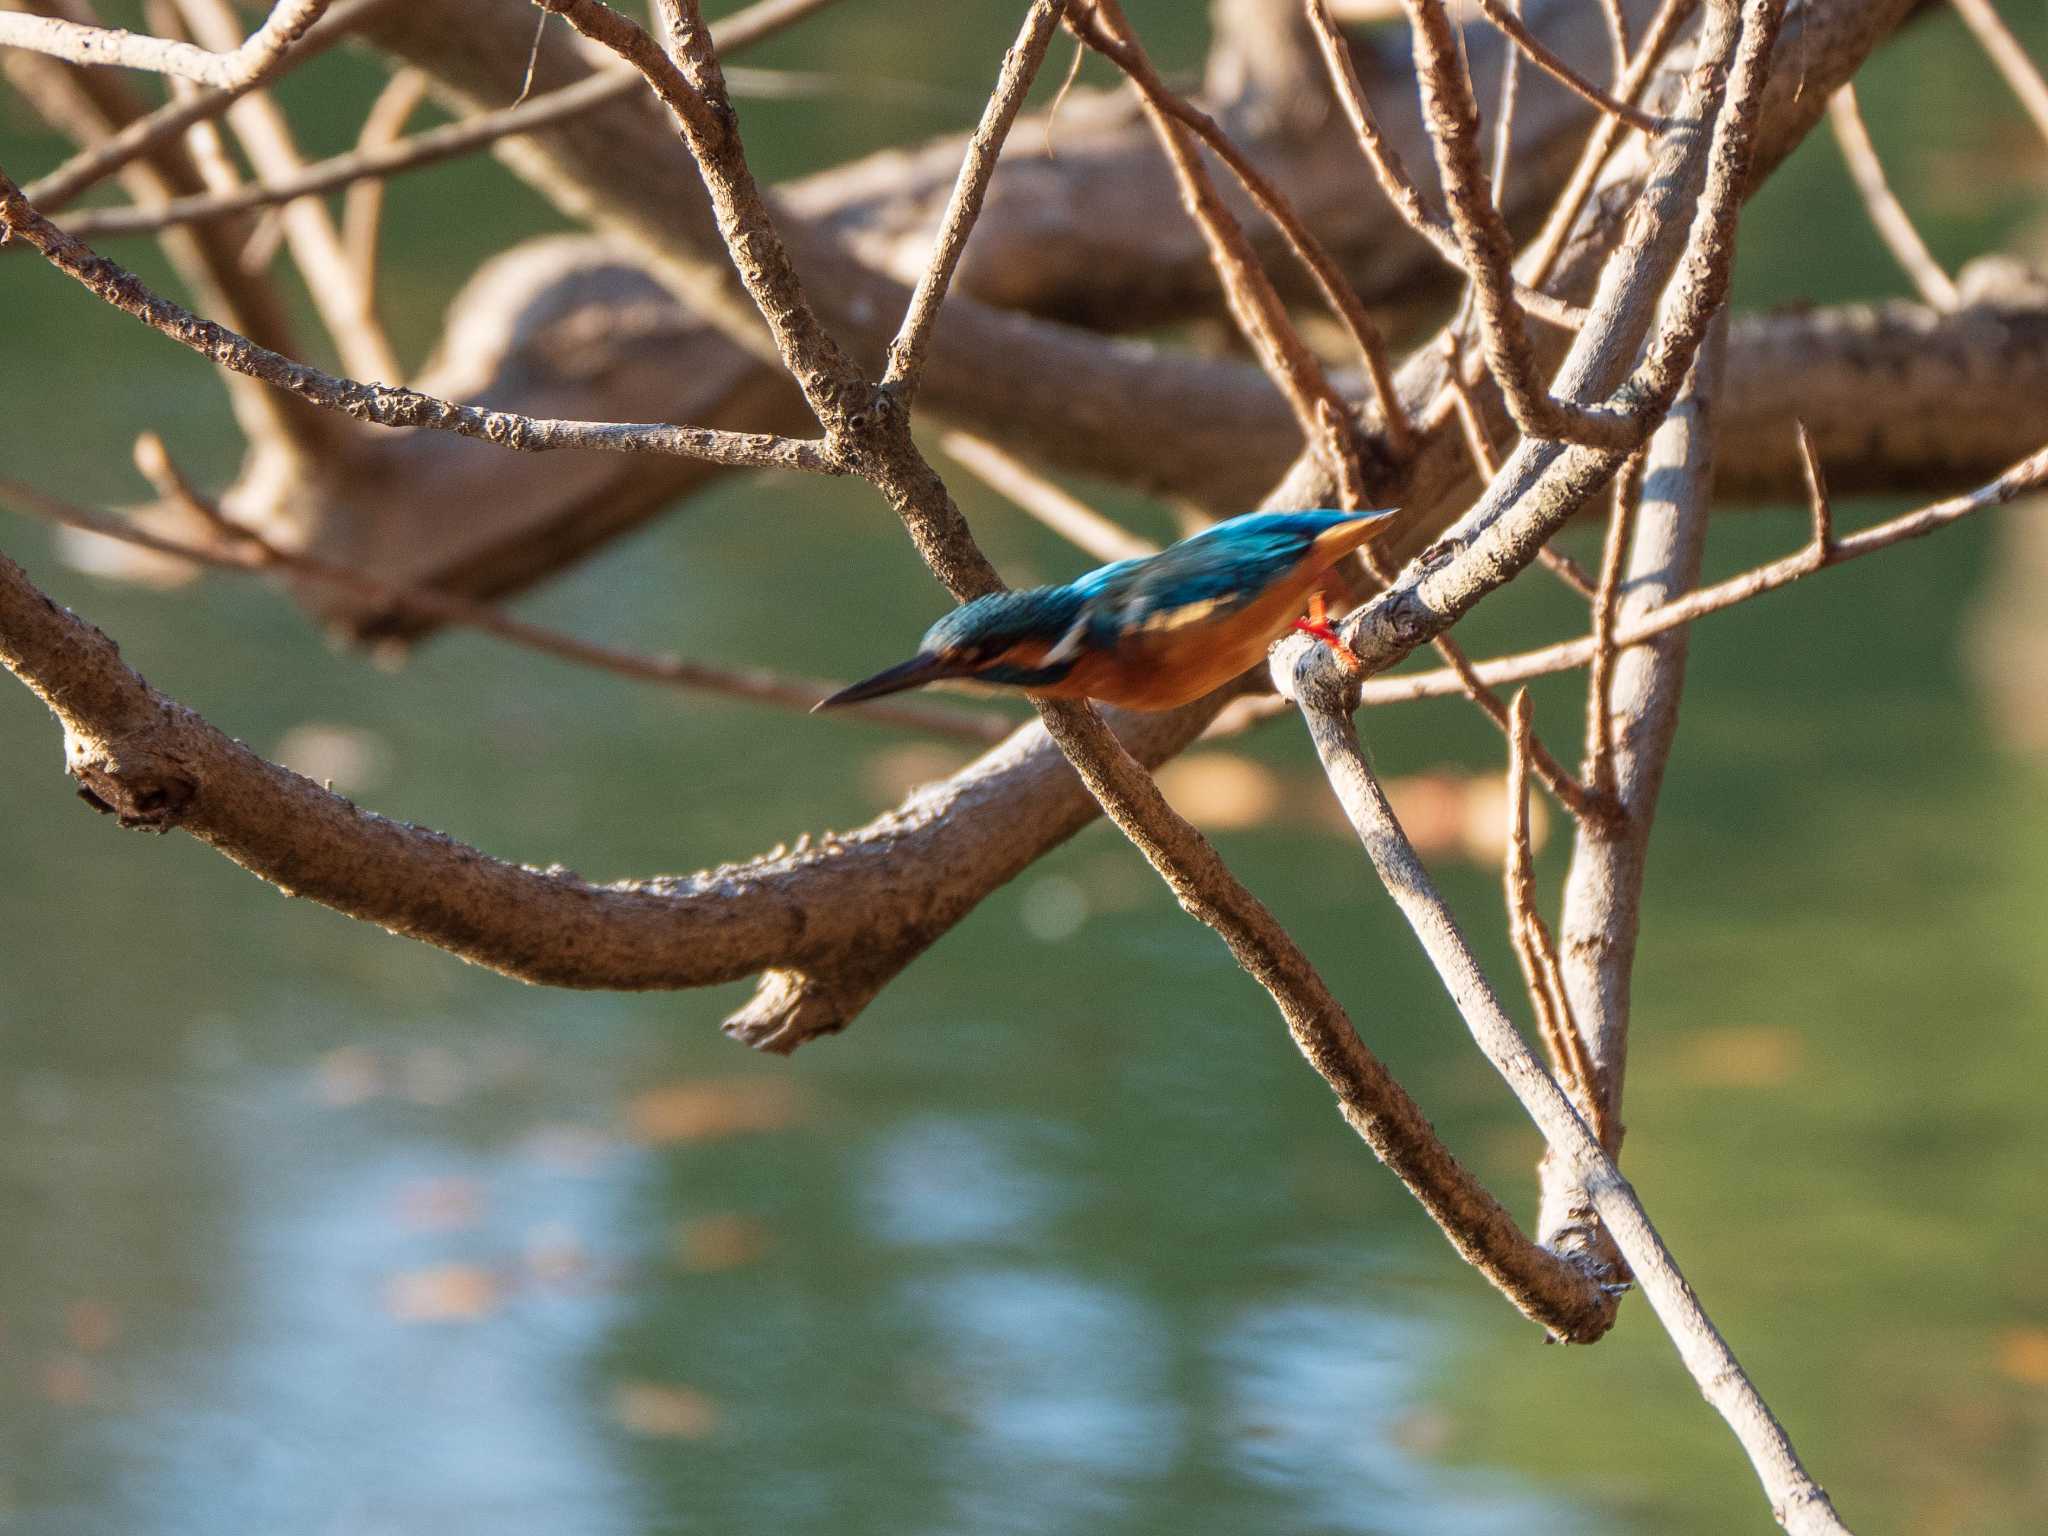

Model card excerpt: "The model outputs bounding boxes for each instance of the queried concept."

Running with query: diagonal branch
[1287,682,1851,1536]
[1826,81,1958,310]
[56,63,650,239]
[1070,0,1377,496]
[0,171,839,474]
[0,0,326,87]
[1,463,1005,743]
[1071,0,1414,453]
[1949,0,2048,147]
[882,0,1066,402]
[1302,0,1589,333]
[1394,0,1773,451]
[1032,691,1618,1339]
[1472,0,1667,133]
[1359,438,2048,705]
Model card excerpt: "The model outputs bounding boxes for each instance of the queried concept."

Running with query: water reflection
[1221,1302,1585,1535]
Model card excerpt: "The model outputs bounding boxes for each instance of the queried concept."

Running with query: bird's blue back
[1073,509,1363,638]
[912,509,1371,686]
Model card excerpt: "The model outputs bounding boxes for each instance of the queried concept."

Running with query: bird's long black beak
[813,652,968,711]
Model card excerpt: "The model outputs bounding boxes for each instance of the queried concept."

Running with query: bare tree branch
[55,65,650,239]
[1360,438,2048,706]
[1827,80,1958,309]
[939,430,1159,565]
[0,173,840,473]
[339,65,427,310]
[1949,0,2048,147]
[883,0,1065,401]
[1472,0,1667,133]
[1070,0,1414,454]
[1070,0,1377,497]
[0,464,1006,743]
[0,0,326,88]
[1302,0,1590,332]
[1287,685,1851,1535]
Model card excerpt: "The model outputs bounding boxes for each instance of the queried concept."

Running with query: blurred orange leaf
[612,1381,719,1439]
[677,1213,772,1273]
[626,1078,801,1145]
[1154,753,1283,831]
[1674,1025,1802,1089]
[37,1355,93,1407]
[1996,1327,2048,1386]
[384,1263,499,1323]
[63,1300,118,1354]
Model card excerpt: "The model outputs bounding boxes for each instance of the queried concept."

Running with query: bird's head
[815,584,1093,710]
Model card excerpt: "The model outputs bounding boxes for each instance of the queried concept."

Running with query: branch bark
[1289,681,1851,1535]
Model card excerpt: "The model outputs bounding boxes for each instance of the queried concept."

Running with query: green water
[1,4,2044,1533]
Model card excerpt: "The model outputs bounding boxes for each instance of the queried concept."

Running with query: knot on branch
[66,730,198,831]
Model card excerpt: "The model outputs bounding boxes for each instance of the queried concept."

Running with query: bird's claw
[1291,617,1367,676]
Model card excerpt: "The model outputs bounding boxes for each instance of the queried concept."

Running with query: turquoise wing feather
[1076,510,1362,640]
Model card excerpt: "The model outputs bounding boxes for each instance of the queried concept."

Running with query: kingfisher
[816,507,1396,714]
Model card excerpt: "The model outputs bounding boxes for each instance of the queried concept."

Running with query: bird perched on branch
[816,507,1397,714]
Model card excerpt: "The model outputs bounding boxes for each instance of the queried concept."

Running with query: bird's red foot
[1293,592,1366,674]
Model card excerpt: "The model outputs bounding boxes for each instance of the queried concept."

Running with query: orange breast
[1039,568,1331,711]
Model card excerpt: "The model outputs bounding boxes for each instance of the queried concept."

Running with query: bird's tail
[1312,507,1401,564]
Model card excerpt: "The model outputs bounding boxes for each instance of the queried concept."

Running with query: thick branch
[0,535,1201,1030]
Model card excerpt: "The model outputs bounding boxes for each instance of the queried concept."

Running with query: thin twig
[1472,0,1667,133]
[1486,0,1522,204]
[939,431,1158,564]
[0,461,1004,743]
[1795,419,1834,557]
[1069,0,1371,498]
[1302,0,1588,333]
[532,0,875,438]
[1596,0,1632,83]
[1292,694,1851,1535]
[1073,1,1414,452]
[21,0,398,213]
[1396,0,1728,450]
[0,0,327,88]
[59,65,645,238]
[1423,627,1609,817]
[339,66,427,308]
[1505,690,1602,1128]
[1521,0,1700,291]
[0,169,840,473]
[1359,441,2048,707]
[1949,0,2048,147]
[1584,447,1645,797]
[22,0,836,214]
[883,0,1065,401]
[173,0,399,383]
[1827,82,1959,310]
[49,57,1000,242]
